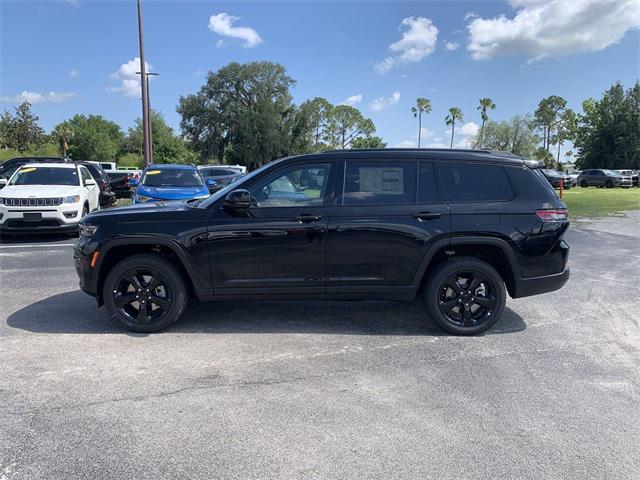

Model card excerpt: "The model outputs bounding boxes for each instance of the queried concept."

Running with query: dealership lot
[1,214,639,479]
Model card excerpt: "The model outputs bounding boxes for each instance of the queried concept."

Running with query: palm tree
[477,98,496,148]
[411,97,431,148]
[53,122,74,157]
[445,107,464,148]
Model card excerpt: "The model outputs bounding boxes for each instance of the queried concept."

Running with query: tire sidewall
[424,257,506,335]
[103,254,188,333]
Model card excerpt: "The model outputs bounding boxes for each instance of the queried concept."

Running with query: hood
[0,184,82,198]
[137,185,208,200]
[86,199,191,220]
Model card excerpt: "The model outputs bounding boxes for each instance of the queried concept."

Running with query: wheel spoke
[127,273,144,291]
[137,302,148,323]
[462,305,473,326]
[447,277,463,294]
[439,298,459,315]
[150,295,170,310]
[468,276,481,292]
[473,296,494,308]
[146,275,161,291]
[115,293,136,307]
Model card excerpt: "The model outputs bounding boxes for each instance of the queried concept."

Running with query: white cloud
[420,127,434,139]
[341,94,363,106]
[208,13,263,48]
[68,69,79,78]
[107,57,152,98]
[374,17,439,73]
[458,121,479,137]
[467,0,640,61]
[369,91,400,111]
[0,91,76,104]
[424,141,449,148]
[396,140,417,148]
[444,41,460,51]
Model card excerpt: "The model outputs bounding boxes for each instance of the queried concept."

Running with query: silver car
[577,169,632,188]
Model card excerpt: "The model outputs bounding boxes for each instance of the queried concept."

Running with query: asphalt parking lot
[1,212,639,479]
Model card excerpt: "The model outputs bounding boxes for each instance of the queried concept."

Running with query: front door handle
[295,214,323,223]
[413,211,442,221]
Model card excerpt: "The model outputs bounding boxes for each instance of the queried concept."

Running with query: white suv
[0,163,100,235]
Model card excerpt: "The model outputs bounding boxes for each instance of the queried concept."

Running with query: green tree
[411,97,432,148]
[53,121,74,157]
[125,110,193,164]
[327,105,375,149]
[350,136,387,149]
[59,114,124,162]
[178,61,299,166]
[473,115,538,157]
[445,107,464,148]
[534,95,567,152]
[477,97,496,148]
[298,97,333,150]
[0,102,46,152]
[574,81,640,170]
[551,108,577,167]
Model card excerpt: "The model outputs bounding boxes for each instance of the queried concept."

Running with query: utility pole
[136,0,151,166]
[137,71,159,163]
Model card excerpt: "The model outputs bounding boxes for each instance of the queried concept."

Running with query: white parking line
[0,243,76,249]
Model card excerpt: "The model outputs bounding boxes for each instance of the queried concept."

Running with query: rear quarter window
[438,163,513,202]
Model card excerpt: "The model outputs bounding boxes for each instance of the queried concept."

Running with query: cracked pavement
[1,212,639,479]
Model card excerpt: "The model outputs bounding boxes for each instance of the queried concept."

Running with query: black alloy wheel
[112,268,172,325]
[424,257,505,335]
[103,254,188,332]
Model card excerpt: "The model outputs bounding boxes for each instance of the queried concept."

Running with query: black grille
[2,197,63,207]
[6,219,61,228]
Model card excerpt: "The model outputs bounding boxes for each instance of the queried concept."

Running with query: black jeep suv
[74,149,570,335]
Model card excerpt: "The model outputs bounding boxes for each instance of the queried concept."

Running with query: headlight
[63,195,81,204]
[136,194,152,202]
[79,223,98,237]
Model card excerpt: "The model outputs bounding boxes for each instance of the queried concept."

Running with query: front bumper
[0,204,83,233]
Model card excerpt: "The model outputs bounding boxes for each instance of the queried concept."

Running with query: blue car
[129,164,215,204]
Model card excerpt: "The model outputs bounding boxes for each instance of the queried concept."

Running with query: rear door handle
[295,214,323,223]
[413,211,442,221]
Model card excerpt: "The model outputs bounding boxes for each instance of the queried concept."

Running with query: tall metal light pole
[136,0,151,166]
[137,71,159,163]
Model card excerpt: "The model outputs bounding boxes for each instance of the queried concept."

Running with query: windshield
[200,168,236,177]
[9,166,79,186]
[142,168,203,187]
[542,169,562,177]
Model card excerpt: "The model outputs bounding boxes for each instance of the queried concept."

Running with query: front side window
[438,163,513,202]
[9,166,80,186]
[249,164,331,208]
[142,168,204,187]
[342,161,416,206]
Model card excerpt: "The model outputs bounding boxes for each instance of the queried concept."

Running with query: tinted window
[418,161,437,203]
[343,161,416,206]
[142,168,203,187]
[249,164,331,208]
[438,163,513,202]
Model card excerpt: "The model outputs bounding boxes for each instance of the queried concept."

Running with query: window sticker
[146,170,161,175]
[359,167,404,195]
[20,167,37,173]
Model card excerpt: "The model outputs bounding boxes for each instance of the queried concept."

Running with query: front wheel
[605,180,614,188]
[580,180,588,188]
[103,254,188,333]
[423,257,506,335]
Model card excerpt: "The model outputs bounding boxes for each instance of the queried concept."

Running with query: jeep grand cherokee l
[74,149,570,335]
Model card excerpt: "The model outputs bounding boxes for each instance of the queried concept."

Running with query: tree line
[1,60,637,171]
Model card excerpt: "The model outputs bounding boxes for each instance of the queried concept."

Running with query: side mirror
[222,189,251,210]
[128,178,139,187]
[0,178,7,189]
[84,178,96,186]
[206,178,218,192]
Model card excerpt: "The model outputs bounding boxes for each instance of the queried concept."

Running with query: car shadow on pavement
[7,290,527,336]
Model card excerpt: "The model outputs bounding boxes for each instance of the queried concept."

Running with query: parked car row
[577,169,635,188]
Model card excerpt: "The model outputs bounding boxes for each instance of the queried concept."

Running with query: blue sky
[1,0,639,157]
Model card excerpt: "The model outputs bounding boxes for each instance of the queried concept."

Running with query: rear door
[325,158,450,293]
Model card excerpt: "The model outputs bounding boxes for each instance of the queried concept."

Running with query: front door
[325,159,451,294]
[208,162,336,294]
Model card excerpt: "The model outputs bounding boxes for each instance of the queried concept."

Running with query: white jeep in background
[0,162,100,236]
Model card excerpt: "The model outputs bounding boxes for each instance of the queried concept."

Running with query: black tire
[81,204,89,218]
[423,256,506,335]
[605,180,614,188]
[103,254,188,333]
[580,180,588,188]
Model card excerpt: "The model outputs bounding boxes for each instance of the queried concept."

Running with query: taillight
[100,179,108,190]
[124,174,130,186]
[535,209,568,221]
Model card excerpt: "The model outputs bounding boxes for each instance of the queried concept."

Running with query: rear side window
[343,161,416,206]
[418,161,438,203]
[438,163,513,202]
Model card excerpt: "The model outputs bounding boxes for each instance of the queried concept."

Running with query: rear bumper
[513,267,570,298]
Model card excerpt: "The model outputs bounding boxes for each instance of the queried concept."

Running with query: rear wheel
[423,257,506,335]
[103,254,188,333]
[580,180,588,188]
[605,180,614,188]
